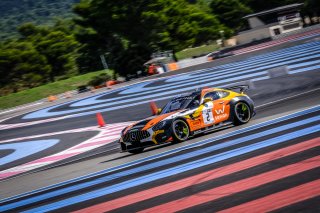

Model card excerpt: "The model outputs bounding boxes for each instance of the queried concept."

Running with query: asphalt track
[0,34,319,212]
[1,36,320,140]
[0,131,98,172]
[0,103,319,212]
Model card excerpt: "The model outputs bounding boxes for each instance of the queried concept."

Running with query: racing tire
[171,119,190,143]
[233,101,251,126]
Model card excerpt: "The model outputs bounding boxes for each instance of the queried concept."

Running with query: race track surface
[0,35,319,212]
[0,104,319,212]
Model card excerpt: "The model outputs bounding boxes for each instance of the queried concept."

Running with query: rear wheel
[233,102,251,125]
[172,119,190,143]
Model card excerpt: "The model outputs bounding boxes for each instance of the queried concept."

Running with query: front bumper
[120,140,156,152]
[119,127,172,151]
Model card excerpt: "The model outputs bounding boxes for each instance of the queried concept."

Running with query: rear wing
[224,85,249,94]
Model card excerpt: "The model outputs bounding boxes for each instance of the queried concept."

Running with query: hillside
[0,0,80,39]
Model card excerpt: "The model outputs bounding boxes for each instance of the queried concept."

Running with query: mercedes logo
[130,133,137,140]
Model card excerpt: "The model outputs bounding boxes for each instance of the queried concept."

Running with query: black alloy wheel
[172,119,190,142]
[234,102,251,125]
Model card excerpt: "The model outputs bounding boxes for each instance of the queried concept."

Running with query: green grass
[0,70,113,110]
[176,44,219,60]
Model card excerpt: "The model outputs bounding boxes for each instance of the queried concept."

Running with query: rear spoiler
[224,85,249,94]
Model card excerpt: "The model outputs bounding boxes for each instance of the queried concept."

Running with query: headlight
[152,120,168,131]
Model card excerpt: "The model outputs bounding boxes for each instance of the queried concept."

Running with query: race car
[119,86,255,153]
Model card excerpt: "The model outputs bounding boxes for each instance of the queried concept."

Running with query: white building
[236,3,304,44]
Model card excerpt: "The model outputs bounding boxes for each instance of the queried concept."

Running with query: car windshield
[161,95,199,114]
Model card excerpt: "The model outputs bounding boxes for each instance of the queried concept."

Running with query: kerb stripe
[2,106,317,206]
[74,137,320,213]
[17,124,320,213]
[139,156,320,213]
[218,179,320,213]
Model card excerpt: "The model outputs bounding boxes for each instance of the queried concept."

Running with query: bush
[87,73,111,87]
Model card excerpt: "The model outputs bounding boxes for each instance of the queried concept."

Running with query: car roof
[171,87,226,101]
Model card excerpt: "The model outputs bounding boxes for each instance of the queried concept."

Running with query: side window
[188,95,200,109]
[218,91,229,98]
[204,92,220,101]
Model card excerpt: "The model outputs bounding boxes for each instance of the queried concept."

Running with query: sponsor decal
[215,105,225,115]
[215,113,228,120]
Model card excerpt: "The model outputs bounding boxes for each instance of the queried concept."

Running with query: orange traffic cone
[48,95,57,102]
[96,112,105,127]
[150,101,158,115]
[106,80,113,89]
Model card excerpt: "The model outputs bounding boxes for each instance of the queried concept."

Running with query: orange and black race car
[119,86,255,153]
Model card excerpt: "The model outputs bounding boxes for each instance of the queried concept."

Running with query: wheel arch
[173,116,193,133]
[228,96,254,122]
[171,117,191,142]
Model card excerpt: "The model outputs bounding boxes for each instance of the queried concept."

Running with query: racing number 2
[206,109,210,121]
[203,108,214,125]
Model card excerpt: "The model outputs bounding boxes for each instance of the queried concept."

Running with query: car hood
[123,111,179,134]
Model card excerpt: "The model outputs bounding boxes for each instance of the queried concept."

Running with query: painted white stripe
[0,102,44,116]
[0,122,131,179]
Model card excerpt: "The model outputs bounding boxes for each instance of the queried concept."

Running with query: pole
[100,54,109,70]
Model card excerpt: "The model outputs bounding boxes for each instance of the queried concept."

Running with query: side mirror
[203,97,212,104]
[157,108,162,115]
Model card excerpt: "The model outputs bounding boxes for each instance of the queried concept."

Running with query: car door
[212,99,230,123]
[201,91,231,127]
[201,100,215,127]
[200,91,220,127]
[212,91,230,123]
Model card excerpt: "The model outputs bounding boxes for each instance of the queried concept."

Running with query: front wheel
[233,102,251,125]
[172,119,190,143]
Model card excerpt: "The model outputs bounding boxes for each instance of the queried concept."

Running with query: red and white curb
[233,28,320,55]
[0,122,133,180]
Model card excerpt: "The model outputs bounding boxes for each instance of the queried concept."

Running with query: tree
[301,0,320,16]
[0,41,51,93]
[210,0,252,31]
[36,31,80,81]
[18,22,80,81]
[74,0,225,75]
[0,0,80,39]
[242,0,299,13]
